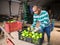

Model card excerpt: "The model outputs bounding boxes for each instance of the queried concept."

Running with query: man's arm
[31,15,37,28]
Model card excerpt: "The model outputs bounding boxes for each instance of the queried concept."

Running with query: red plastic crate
[5,21,22,33]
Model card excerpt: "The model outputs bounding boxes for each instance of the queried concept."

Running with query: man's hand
[32,29,38,32]
[30,26,34,31]
[36,21,40,28]
[32,27,39,32]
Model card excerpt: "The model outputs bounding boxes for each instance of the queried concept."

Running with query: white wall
[0,1,20,16]
[0,1,9,15]
[11,2,19,16]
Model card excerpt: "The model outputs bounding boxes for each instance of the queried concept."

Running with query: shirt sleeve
[31,15,37,28]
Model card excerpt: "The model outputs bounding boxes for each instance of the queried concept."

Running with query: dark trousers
[38,25,51,45]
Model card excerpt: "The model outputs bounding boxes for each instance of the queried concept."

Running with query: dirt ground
[44,27,60,45]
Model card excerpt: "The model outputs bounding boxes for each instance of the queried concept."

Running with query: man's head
[32,5,41,14]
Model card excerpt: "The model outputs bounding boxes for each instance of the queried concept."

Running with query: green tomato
[32,32,35,34]
[29,34,32,38]
[25,31,28,34]
[32,35,35,38]
[22,33,25,37]
[25,34,28,37]
[27,27,30,31]
[36,36,39,39]
[24,30,27,32]
[35,33,38,36]
[39,33,42,38]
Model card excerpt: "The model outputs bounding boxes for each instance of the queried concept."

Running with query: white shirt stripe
[40,13,48,18]
[38,17,49,21]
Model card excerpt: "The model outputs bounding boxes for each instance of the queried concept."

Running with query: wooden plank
[0,26,16,44]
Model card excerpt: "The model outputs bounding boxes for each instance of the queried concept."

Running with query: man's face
[32,6,40,14]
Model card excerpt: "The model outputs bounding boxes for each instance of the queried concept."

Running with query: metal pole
[9,0,11,16]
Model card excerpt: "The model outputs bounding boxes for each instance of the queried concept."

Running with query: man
[31,5,50,45]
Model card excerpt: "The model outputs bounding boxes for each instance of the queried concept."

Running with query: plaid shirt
[31,10,50,30]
